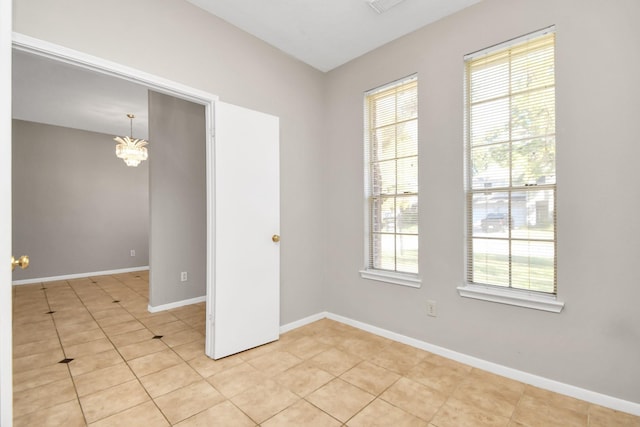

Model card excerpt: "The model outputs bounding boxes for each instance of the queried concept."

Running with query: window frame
[457,27,564,312]
[360,74,421,288]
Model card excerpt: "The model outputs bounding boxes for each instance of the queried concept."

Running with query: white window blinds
[465,29,556,294]
[365,75,418,275]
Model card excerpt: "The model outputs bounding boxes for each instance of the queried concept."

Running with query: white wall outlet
[130,249,135,257]
[426,300,437,317]
[180,271,188,282]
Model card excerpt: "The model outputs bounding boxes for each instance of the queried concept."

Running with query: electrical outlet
[426,300,437,317]
[180,272,188,282]
[130,249,135,257]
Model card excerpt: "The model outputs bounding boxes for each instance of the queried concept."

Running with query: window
[459,28,564,312]
[361,75,420,287]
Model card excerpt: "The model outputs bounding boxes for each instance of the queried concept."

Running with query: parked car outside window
[480,213,513,232]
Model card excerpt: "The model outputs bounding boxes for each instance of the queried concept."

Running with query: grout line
[58,273,172,425]
[40,280,90,425]
[83,273,175,425]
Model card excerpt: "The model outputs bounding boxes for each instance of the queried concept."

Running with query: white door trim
[1,1,14,425]
[5,32,219,423]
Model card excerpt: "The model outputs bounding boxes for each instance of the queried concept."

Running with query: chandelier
[114,113,148,167]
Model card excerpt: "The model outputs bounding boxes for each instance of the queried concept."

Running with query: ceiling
[187,0,480,72]
[12,0,480,136]
[12,50,150,139]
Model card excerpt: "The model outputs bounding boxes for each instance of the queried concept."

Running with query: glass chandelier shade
[115,114,148,167]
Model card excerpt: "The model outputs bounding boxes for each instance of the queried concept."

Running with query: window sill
[457,283,565,313]
[359,269,421,288]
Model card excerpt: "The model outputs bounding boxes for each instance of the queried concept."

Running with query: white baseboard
[11,266,150,285]
[148,295,206,313]
[286,311,639,416]
[280,311,328,334]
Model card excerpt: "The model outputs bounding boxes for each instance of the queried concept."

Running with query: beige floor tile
[109,327,154,347]
[14,307,50,320]
[339,335,392,360]
[369,341,428,375]
[169,304,205,319]
[139,312,180,328]
[101,318,146,337]
[348,398,429,427]
[12,349,65,373]
[13,398,86,427]
[172,338,206,361]
[523,385,589,415]
[13,337,61,359]
[207,362,267,398]
[263,399,341,426]
[128,348,183,377]
[430,397,511,427]
[380,377,447,422]
[275,361,335,396]
[88,401,170,427]
[281,336,332,359]
[306,378,375,423]
[64,336,115,357]
[53,311,94,326]
[13,376,77,416]
[96,313,137,328]
[179,313,205,328]
[13,318,57,345]
[231,378,300,424]
[73,362,136,397]
[155,380,226,424]
[69,348,124,377]
[236,340,284,361]
[139,362,202,398]
[118,338,169,360]
[60,328,108,347]
[188,352,244,378]
[341,360,400,395]
[80,379,150,423]
[247,350,302,376]
[56,319,100,338]
[406,359,468,395]
[13,363,71,393]
[423,352,473,374]
[174,400,255,427]
[150,319,192,336]
[161,328,204,348]
[588,405,640,427]
[512,394,588,427]
[451,370,523,419]
[309,347,362,376]
[92,307,129,320]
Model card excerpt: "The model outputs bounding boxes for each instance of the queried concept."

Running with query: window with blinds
[364,75,418,277]
[465,28,556,295]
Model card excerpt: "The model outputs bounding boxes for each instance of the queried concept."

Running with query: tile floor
[12,272,640,426]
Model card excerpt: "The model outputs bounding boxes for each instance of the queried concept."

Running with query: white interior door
[209,101,280,359]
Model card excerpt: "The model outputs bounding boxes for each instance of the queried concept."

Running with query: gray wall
[324,0,640,403]
[12,119,149,279]
[148,91,206,307]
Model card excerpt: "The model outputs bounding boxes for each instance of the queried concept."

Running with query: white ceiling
[12,0,480,135]
[187,0,480,72]
[12,50,149,139]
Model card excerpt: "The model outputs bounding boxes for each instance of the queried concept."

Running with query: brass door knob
[11,255,30,271]
[272,234,280,243]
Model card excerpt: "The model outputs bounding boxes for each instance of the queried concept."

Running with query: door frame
[1,0,13,425]
[3,32,219,424]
